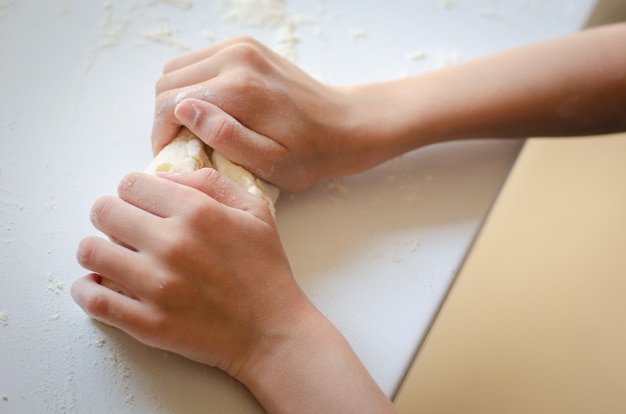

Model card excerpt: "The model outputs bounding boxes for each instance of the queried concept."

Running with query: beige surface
[586,0,626,27]
[394,133,626,413]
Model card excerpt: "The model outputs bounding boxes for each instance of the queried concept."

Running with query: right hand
[152,36,367,191]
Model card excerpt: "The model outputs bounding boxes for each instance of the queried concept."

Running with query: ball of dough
[146,127,279,216]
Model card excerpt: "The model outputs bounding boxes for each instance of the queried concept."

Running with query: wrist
[337,79,442,174]
[236,300,396,413]
[235,302,327,412]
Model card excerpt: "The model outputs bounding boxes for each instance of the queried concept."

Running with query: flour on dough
[145,127,212,173]
[146,127,279,216]
[210,151,280,215]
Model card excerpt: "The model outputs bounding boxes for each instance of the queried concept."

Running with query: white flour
[221,0,303,61]
[348,28,368,42]
[98,2,134,48]
[142,25,191,51]
[0,311,8,327]
[148,0,194,10]
[222,0,287,28]
[0,0,16,22]
[82,0,310,65]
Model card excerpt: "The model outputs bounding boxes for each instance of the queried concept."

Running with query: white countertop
[0,1,594,412]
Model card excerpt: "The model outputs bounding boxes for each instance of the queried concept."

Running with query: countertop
[0,1,594,412]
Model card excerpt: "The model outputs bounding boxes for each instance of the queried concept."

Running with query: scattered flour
[0,0,17,22]
[46,273,65,295]
[106,348,135,404]
[221,0,304,61]
[324,178,350,197]
[222,0,287,28]
[142,25,191,51]
[93,337,107,348]
[348,28,368,42]
[83,0,317,63]
[0,311,8,327]
[98,2,134,48]
[274,19,299,61]
[480,7,519,27]
[391,237,421,264]
[406,50,427,61]
[434,46,463,68]
[439,0,459,9]
[406,237,421,252]
[147,0,194,10]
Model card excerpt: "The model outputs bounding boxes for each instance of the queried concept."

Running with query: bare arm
[345,22,626,172]
[153,23,626,191]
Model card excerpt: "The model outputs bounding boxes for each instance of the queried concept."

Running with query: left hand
[72,168,314,377]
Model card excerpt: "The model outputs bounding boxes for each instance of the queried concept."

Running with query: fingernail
[175,100,203,127]
[174,101,191,123]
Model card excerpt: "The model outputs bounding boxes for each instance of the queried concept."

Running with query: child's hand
[72,169,396,412]
[151,36,367,191]
[71,169,314,377]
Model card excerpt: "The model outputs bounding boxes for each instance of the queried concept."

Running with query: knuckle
[117,172,143,198]
[161,56,179,74]
[154,89,178,122]
[195,167,221,185]
[200,168,237,196]
[184,200,215,227]
[81,288,111,317]
[226,40,265,69]
[232,34,259,46]
[155,74,171,95]
[157,232,191,265]
[148,274,183,307]
[209,115,236,146]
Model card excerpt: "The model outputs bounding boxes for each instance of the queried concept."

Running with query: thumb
[174,98,280,178]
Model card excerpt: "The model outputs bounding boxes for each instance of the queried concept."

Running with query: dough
[210,151,280,216]
[146,127,279,216]
[145,127,211,173]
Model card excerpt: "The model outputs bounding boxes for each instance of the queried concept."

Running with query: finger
[161,35,264,74]
[76,236,149,296]
[174,98,284,178]
[71,273,148,334]
[152,86,220,154]
[152,40,275,154]
[154,46,242,152]
[157,38,271,94]
[90,195,162,251]
[158,168,269,219]
[152,86,193,154]
[117,171,237,226]
[116,172,194,218]
[156,61,220,97]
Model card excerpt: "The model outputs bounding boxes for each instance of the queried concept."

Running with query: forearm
[239,306,397,414]
[342,23,626,172]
